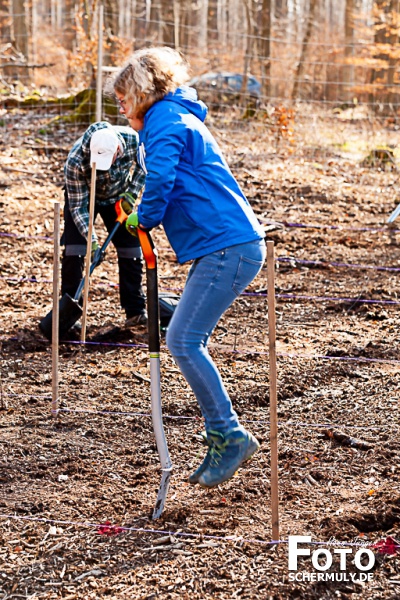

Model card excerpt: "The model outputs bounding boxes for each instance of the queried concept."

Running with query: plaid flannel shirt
[64,122,146,242]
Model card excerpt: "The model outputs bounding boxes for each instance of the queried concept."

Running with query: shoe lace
[208,439,229,467]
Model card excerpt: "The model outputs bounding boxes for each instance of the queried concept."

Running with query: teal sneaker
[188,431,224,484]
[197,427,260,489]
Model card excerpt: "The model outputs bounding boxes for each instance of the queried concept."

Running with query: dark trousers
[61,192,146,317]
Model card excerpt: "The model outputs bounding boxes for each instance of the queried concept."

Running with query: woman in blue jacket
[111,47,266,489]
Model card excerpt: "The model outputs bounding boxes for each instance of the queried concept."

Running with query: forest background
[2,0,400,124]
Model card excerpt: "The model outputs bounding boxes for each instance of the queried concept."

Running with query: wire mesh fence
[1,2,400,168]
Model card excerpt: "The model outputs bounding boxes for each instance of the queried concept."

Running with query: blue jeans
[166,238,266,433]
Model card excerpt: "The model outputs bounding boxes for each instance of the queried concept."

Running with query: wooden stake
[51,201,60,417]
[96,3,104,122]
[81,163,97,344]
[267,240,280,541]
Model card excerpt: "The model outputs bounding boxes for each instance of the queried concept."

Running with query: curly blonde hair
[109,46,190,118]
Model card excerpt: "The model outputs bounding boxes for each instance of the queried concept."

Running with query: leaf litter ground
[0,108,399,599]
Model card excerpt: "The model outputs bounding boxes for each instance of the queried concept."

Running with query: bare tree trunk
[259,0,272,98]
[56,0,62,28]
[1,0,12,43]
[49,0,62,28]
[208,0,217,45]
[82,0,90,38]
[291,0,318,100]
[275,0,288,18]
[241,0,259,105]
[79,0,98,87]
[104,0,118,64]
[228,0,240,52]
[119,0,135,37]
[218,0,227,46]
[8,0,30,81]
[130,0,136,37]
[173,0,180,48]
[242,0,253,96]
[370,0,399,108]
[294,0,302,41]
[11,0,29,58]
[386,0,399,106]
[0,0,14,82]
[104,0,118,37]
[31,0,37,63]
[64,0,77,51]
[344,0,356,102]
[179,0,192,51]
[158,0,174,45]
[198,0,208,50]
[132,0,145,42]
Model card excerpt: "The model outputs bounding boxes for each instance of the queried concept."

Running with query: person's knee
[166,320,205,359]
[166,324,178,355]
[166,322,188,357]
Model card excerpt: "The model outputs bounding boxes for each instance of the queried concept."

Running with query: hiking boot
[197,427,260,489]
[188,431,223,484]
[125,312,148,327]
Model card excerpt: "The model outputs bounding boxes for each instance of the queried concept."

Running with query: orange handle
[115,198,130,224]
[137,228,157,270]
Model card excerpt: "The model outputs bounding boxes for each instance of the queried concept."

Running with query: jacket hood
[164,85,208,122]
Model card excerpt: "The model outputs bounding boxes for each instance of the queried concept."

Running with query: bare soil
[0,107,399,599]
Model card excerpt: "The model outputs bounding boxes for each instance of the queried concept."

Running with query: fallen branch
[322,429,373,450]
[22,143,70,152]
[131,371,151,384]
[2,166,39,176]
[0,62,56,69]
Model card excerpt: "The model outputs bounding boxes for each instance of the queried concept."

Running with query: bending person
[62,122,147,327]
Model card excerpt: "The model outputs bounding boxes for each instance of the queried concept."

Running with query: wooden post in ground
[51,201,60,417]
[267,240,280,541]
[81,163,97,344]
[96,3,104,122]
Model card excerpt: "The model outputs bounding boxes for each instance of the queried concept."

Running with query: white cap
[90,128,121,171]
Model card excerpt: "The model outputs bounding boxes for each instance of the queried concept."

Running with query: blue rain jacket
[137,85,264,264]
